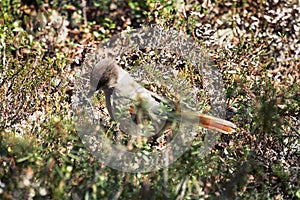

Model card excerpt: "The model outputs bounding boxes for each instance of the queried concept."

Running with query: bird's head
[88,58,119,97]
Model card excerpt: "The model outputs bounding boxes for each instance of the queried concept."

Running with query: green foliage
[0,0,299,199]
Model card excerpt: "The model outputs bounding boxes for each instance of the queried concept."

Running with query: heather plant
[0,0,299,199]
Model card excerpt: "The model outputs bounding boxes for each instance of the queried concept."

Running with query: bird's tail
[197,113,236,134]
[182,112,236,134]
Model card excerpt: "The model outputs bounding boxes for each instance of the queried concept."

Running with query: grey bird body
[89,59,236,137]
[89,59,167,137]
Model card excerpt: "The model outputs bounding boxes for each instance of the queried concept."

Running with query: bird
[88,58,236,139]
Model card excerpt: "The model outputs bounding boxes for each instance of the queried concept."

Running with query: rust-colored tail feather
[197,113,236,134]
[182,111,236,134]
